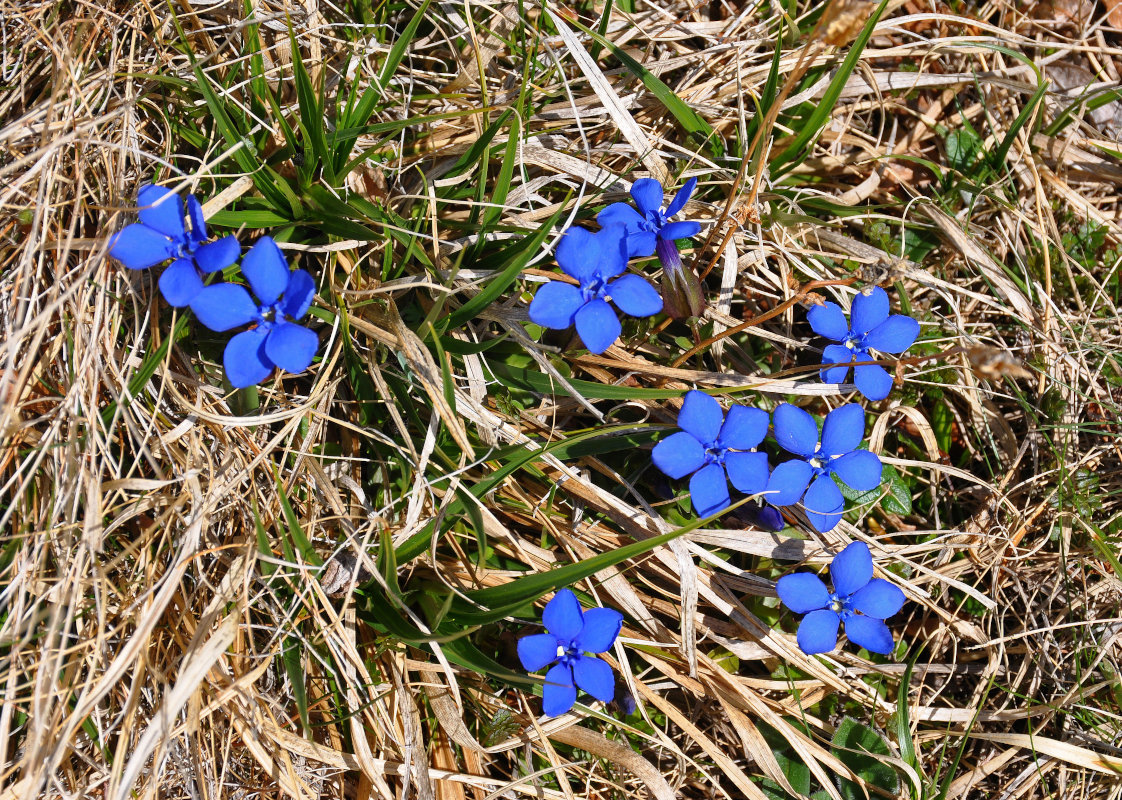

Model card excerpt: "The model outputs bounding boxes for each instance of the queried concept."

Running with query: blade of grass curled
[100,314,190,427]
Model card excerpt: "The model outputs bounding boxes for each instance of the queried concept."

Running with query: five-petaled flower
[765,404,882,532]
[528,225,662,354]
[776,541,905,655]
[809,286,920,401]
[651,390,770,518]
[599,177,704,318]
[189,236,318,388]
[108,184,239,307]
[517,588,623,717]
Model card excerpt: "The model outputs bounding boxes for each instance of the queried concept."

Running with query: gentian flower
[517,588,623,717]
[528,225,662,354]
[189,236,318,388]
[598,177,704,319]
[776,540,905,655]
[808,286,920,401]
[108,184,239,306]
[765,404,882,532]
[651,390,770,518]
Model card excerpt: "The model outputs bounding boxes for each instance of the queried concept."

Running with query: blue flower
[764,404,882,532]
[651,390,770,518]
[598,177,704,319]
[597,177,700,258]
[108,184,240,307]
[776,541,905,655]
[517,588,623,717]
[189,236,318,388]
[528,225,662,354]
[808,286,920,401]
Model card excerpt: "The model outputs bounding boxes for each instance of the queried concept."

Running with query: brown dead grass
[2,0,1122,798]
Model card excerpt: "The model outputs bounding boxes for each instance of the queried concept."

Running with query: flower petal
[807,302,849,341]
[853,363,894,401]
[651,431,706,480]
[108,224,177,270]
[865,314,919,354]
[543,588,584,641]
[597,201,645,230]
[718,405,769,450]
[776,572,830,614]
[186,195,207,244]
[754,504,785,531]
[724,451,770,495]
[607,274,663,318]
[689,462,730,517]
[194,235,240,273]
[851,286,889,334]
[573,298,621,354]
[624,230,658,259]
[528,281,584,330]
[659,220,700,240]
[820,403,865,456]
[821,344,854,384]
[223,327,274,388]
[851,578,906,619]
[158,258,202,307]
[797,608,840,655]
[831,450,882,491]
[517,633,560,672]
[677,390,723,445]
[572,655,615,703]
[264,322,318,375]
[630,178,664,216]
[772,403,819,457]
[664,176,697,217]
[803,475,845,532]
[765,460,813,506]
[555,226,600,284]
[830,541,873,598]
[574,608,623,653]
[190,284,259,332]
[843,615,895,655]
[542,663,577,717]
[136,184,185,239]
[242,236,290,304]
[595,225,630,280]
[281,269,316,320]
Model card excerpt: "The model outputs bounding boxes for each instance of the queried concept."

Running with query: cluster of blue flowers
[528,177,702,353]
[110,177,916,718]
[519,179,918,714]
[652,393,882,532]
[108,185,319,388]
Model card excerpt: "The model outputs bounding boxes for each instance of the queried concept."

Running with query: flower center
[556,639,580,665]
[258,301,284,329]
[581,276,607,303]
[828,593,853,618]
[704,445,727,465]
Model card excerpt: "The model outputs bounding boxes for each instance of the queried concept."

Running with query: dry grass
[2,0,1122,798]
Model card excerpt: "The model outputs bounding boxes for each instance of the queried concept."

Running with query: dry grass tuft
[2,0,1122,798]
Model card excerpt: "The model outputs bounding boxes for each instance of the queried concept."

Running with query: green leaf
[831,717,899,800]
[275,467,321,566]
[282,636,311,735]
[880,465,912,516]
